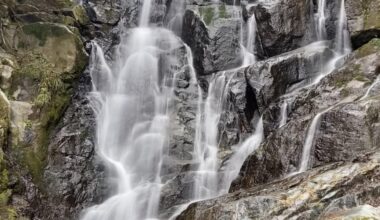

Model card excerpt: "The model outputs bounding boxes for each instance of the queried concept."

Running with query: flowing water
[316,0,327,40]
[193,73,233,200]
[221,116,264,192]
[82,0,354,218]
[282,0,352,173]
[335,0,351,55]
[296,0,352,173]
[278,0,329,129]
[298,110,327,173]
[81,1,191,219]
[242,14,257,66]
[360,76,380,101]
[279,100,288,128]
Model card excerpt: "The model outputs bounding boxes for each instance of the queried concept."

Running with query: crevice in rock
[351,30,380,50]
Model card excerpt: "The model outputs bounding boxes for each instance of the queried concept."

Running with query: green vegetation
[73,5,90,25]
[332,64,370,88]
[361,0,380,29]
[12,52,73,185]
[22,23,71,46]
[199,7,215,25]
[219,4,229,19]
[15,53,65,107]
[355,38,380,58]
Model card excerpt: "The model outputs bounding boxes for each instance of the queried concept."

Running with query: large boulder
[252,0,316,57]
[41,70,107,220]
[231,40,380,190]
[346,0,380,49]
[182,4,243,75]
[246,41,333,115]
[178,152,380,219]
[16,22,87,75]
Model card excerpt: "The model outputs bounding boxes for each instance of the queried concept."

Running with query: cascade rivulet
[81,0,358,219]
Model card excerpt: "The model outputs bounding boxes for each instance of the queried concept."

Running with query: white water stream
[242,14,257,66]
[294,0,352,174]
[81,0,354,218]
[193,73,233,200]
[81,1,190,219]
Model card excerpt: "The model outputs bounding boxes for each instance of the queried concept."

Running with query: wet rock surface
[346,0,380,49]
[40,70,107,220]
[232,45,380,191]
[178,152,380,220]
[0,0,380,219]
[252,0,316,57]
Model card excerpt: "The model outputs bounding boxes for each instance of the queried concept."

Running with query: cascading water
[242,14,257,66]
[316,0,327,40]
[193,74,233,200]
[81,1,192,219]
[279,100,288,128]
[298,111,325,173]
[294,0,352,174]
[81,0,356,218]
[278,0,329,129]
[278,0,353,174]
[360,76,380,101]
[335,0,351,55]
[221,116,264,192]
[166,0,185,34]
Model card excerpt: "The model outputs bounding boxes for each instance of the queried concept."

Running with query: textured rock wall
[0,0,380,219]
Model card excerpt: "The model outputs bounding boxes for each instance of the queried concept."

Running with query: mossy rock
[0,90,9,149]
[355,38,380,58]
[18,22,87,75]
[199,6,216,25]
[361,0,380,30]
[73,4,90,25]
[0,206,17,220]
[10,0,74,11]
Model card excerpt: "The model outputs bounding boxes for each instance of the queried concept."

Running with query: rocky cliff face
[0,0,379,219]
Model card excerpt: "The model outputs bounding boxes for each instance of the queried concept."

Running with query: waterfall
[283,0,352,175]
[279,100,288,128]
[166,0,185,35]
[316,0,327,40]
[79,0,357,218]
[335,0,351,55]
[242,13,257,66]
[360,76,380,101]
[298,112,323,172]
[139,0,153,26]
[221,116,264,192]
[81,0,190,219]
[193,73,233,200]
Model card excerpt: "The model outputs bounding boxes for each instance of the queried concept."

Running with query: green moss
[218,4,229,19]
[199,7,215,25]
[332,64,366,88]
[355,38,380,58]
[362,1,380,30]
[62,16,76,26]
[0,207,17,220]
[10,52,74,185]
[0,189,11,206]
[340,87,350,97]
[73,5,90,25]
[351,217,377,220]
[22,23,71,46]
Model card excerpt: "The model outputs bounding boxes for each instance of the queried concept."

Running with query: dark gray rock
[182,4,243,75]
[84,0,123,25]
[231,47,380,191]
[178,153,380,220]
[345,0,380,49]
[252,0,316,57]
[41,69,108,220]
